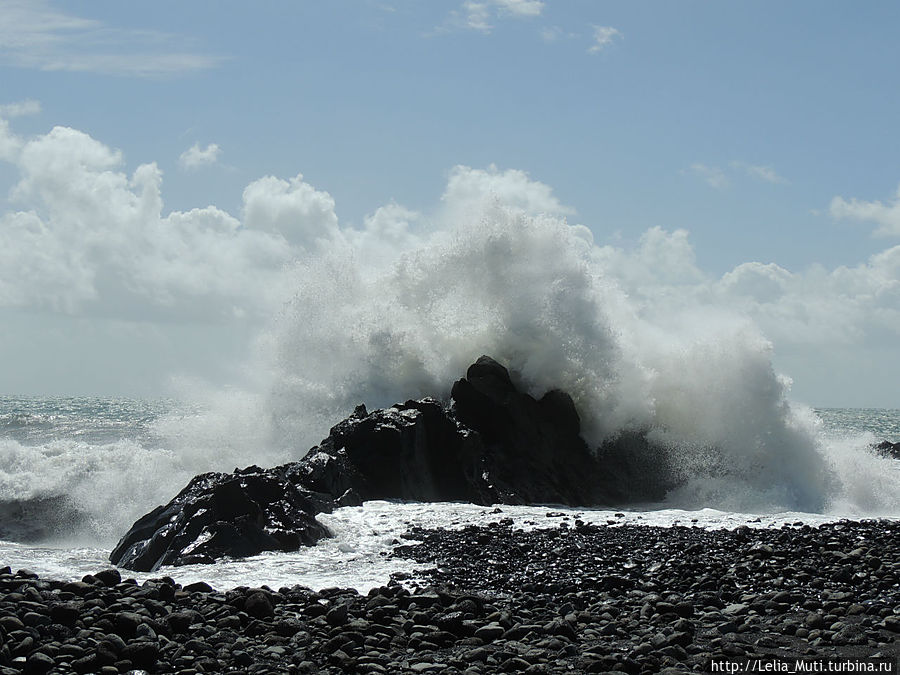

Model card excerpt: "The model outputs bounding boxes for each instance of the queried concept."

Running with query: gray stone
[474,622,506,642]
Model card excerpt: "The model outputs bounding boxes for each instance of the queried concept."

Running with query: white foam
[2,196,899,552]
[0,397,295,546]
[0,501,875,594]
[244,201,900,516]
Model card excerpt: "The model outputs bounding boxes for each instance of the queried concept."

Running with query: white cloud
[242,174,340,248]
[721,249,900,348]
[632,227,705,286]
[0,124,294,319]
[687,162,729,190]
[462,2,492,32]
[686,160,787,190]
[450,0,544,34]
[494,0,544,17]
[1,120,586,327]
[540,26,563,43]
[540,26,579,44]
[441,164,575,218]
[0,99,41,118]
[718,262,793,303]
[592,228,707,317]
[745,165,787,184]
[2,113,899,409]
[584,220,900,361]
[588,25,622,54]
[0,0,222,77]
[731,161,788,185]
[830,184,900,237]
[0,118,21,161]
[345,203,424,269]
[179,142,221,170]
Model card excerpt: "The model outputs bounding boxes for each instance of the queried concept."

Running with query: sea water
[0,396,897,594]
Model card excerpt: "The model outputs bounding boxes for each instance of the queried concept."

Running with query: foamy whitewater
[0,398,897,593]
[1,203,899,592]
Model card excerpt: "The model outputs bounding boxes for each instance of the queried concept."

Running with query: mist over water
[254,194,899,517]
[1,174,899,548]
[261,207,630,450]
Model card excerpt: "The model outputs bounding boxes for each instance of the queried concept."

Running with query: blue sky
[1,0,899,408]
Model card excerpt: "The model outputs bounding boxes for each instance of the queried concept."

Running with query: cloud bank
[830,184,900,237]
[0,0,222,77]
[0,124,297,319]
[0,115,897,406]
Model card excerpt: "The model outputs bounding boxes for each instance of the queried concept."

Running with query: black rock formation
[109,465,334,572]
[874,440,900,460]
[111,356,674,572]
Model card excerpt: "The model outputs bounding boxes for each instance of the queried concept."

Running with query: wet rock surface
[874,440,900,460]
[3,519,899,673]
[109,466,334,573]
[112,356,676,572]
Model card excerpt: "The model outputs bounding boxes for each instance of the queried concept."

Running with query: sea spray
[0,394,290,546]
[642,332,837,512]
[254,197,861,513]
[260,207,634,450]
[1,179,899,547]
[156,193,900,518]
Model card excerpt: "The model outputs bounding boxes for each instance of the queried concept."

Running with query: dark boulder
[289,398,497,505]
[450,356,673,504]
[110,465,332,572]
[451,356,603,505]
[111,355,675,571]
[874,440,900,460]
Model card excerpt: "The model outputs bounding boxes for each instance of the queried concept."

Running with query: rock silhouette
[111,356,675,572]
[874,440,900,460]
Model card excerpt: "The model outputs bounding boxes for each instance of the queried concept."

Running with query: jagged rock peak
[110,356,673,572]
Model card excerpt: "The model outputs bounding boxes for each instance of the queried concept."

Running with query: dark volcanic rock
[390,520,900,671]
[451,357,601,505]
[874,440,900,459]
[110,465,332,572]
[291,397,498,505]
[4,520,899,675]
[112,356,675,571]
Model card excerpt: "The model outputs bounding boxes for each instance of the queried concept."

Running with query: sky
[0,0,899,408]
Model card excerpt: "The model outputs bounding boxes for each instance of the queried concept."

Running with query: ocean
[0,396,897,594]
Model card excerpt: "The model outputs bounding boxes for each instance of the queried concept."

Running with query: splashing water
[257,200,898,516]
[1,193,899,547]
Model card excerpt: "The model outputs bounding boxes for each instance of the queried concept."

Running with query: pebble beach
[0,519,897,674]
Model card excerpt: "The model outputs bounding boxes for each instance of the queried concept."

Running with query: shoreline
[0,520,897,674]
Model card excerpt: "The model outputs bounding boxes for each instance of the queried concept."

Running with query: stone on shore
[111,356,676,571]
[1,520,898,674]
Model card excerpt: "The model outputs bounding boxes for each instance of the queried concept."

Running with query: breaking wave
[256,200,900,517]
[2,184,899,547]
